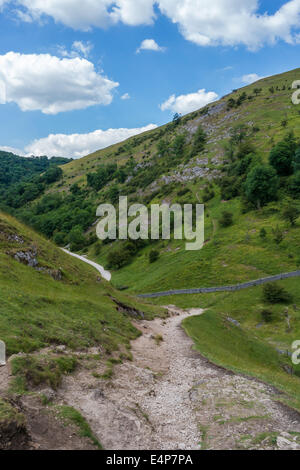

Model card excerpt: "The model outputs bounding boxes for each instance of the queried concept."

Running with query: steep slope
[0,67,299,296]
[0,210,164,449]
[0,211,162,356]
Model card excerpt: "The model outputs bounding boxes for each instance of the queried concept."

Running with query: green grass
[105,195,300,294]
[55,405,102,449]
[171,278,300,411]
[0,398,25,428]
[10,67,299,298]
[0,211,164,357]
[10,354,78,392]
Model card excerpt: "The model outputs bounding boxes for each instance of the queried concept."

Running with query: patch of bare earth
[0,361,95,450]
[58,306,300,450]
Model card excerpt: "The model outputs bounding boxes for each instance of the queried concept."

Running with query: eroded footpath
[59,307,300,450]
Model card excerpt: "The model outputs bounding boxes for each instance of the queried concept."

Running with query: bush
[261,309,273,323]
[272,225,284,244]
[288,172,300,198]
[53,232,67,246]
[149,249,159,263]
[259,228,267,239]
[219,211,233,228]
[282,203,299,226]
[69,226,86,251]
[107,246,132,269]
[262,283,293,304]
[244,165,279,208]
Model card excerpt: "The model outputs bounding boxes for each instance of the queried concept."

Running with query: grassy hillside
[147,276,300,411]
[50,67,300,188]
[0,211,163,356]
[0,67,299,297]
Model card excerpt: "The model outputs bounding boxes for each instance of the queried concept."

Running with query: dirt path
[59,307,300,450]
[61,248,111,281]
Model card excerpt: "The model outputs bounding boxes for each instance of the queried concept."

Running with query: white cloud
[25,124,158,158]
[57,41,93,58]
[160,89,218,115]
[5,1,300,49]
[158,0,300,50]
[137,39,166,53]
[0,52,119,114]
[241,73,264,85]
[72,41,93,58]
[0,145,25,156]
[14,0,155,30]
[121,93,130,100]
[3,1,300,49]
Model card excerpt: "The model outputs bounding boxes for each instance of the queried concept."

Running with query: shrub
[107,246,132,270]
[262,283,293,304]
[261,309,273,323]
[288,171,300,198]
[219,211,233,228]
[272,225,284,244]
[282,203,299,226]
[244,165,279,208]
[69,226,86,251]
[53,232,66,246]
[149,249,159,263]
[259,228,267,239]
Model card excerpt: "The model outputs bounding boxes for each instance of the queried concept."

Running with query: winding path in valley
[60,306,300,450]
[61,248,111,281]
[55,252,300,449]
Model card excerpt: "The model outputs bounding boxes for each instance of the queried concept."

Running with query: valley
[0,68,300,450]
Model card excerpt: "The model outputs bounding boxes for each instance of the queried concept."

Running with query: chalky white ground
[59,307,300,450]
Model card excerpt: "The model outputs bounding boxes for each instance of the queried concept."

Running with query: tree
[70,183,81,195]
[157,139,170,157]
[272,225,284,244]
[262,283,292,304]
[173,134,186,158]
[172,113,181,124]
[43,166,63,184]
[107,247,131,270]
[191,126,207,156]
[288,171,300,198]
[230,124,248,145]
[219,211,233,228]
[69,226,86,251]
[53,232,66,246]
[261,309,273,323]
[260,228,267,239]
[244,165,279,208]
[293,147,300,173]
[269,141,294,176]
[282,203,299,226]
[149,249,159,263]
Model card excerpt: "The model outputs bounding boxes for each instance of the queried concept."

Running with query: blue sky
[0,0,300,158]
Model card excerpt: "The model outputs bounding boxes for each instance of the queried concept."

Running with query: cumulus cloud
[14,0,155,30]
[0,52,119,114]
[241,73,265,85]
[25,124,158,158]
[137,39,166,53]
[8,1,300,49]
[158,0,300,50]
[121,93,130,100]
[160,89,218,115]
